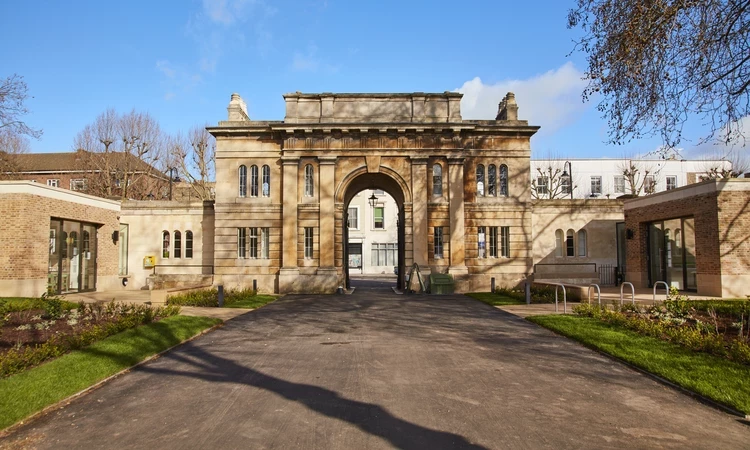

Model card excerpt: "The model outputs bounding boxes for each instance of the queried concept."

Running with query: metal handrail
[152,264,215,275]
[653,281,669,304]
[620,282,635,306]
[587,284,601,306]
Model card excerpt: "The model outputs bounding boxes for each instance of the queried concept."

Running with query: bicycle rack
[587,284,601,306]
[653,281,669,305]
[552,283,567,314]
[620,282,635,306]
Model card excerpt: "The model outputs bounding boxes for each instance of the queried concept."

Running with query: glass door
[683,217,697,290]
[648,222,665,286]
[664,218,683,289]
[80,224,97,291]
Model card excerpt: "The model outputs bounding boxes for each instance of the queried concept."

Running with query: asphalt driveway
[3,280,748,449]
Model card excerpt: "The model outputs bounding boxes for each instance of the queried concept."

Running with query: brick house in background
[0,150,170,200]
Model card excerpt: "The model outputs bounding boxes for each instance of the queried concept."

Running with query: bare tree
[531,160,577,199]
[168,125,216,201]
[568,1,750,149]
[72,109,168,200]
[618,160,659,195]
[700,148,750,179]
[0,74,42,140]
[0,129,31,177]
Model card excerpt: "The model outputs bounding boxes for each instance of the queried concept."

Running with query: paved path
[3,280,748,449]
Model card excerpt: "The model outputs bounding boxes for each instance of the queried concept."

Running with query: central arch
[337,168,411,291]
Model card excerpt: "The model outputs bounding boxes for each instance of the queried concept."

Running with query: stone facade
[119,201,215,290]
[624,179,750,297]
[0,181,120,297]
[209,92,538,293]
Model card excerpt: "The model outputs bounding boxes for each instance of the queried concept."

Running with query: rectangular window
[185,231,193,259]
[248,227,258,258]
[566,232,575,257]
[347,207,359,229]
[373,189,384,196]
[614,176,625,194]
[70,179,86,191]
[304,227,313,259]
[561,176,571,195]
[536,176,548,195]
[261,228,269,259]
[373,206,384,229]
[478,226,486,259]
[590,176,602,195]
[500,226,510,258]
[666,176,677,190]
[644,175,656,193]
[47,179,59,188]
[370,243,397,266]
[488,227,498,257]
[434,227,444,259]
[237,228,246,259]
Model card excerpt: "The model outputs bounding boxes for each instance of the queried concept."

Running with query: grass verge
[528,314,750,415]
[0,297,79,313]
[466,292,525,306]
[0,315,221,431]
[224,294,277,309]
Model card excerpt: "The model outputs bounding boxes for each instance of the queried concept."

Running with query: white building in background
[346,189,399,275]
[530,158,732,199]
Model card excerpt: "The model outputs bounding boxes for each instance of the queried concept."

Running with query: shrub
[495,285,561,304]
[0,302,181,378]
[166,289,219,307]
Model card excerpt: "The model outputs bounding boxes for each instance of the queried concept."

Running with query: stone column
[411,157,429,267]
[318,157,336,269]
[448,157,468,276]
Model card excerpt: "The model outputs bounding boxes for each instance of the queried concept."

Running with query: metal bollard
[491,277,495,293]
[253,279,257,292]
[218,284,224,307]
[525,282,531,305]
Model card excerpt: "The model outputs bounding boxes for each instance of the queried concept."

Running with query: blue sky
[0,0,739,159]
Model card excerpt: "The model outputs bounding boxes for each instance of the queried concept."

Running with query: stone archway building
[208,92,539,293]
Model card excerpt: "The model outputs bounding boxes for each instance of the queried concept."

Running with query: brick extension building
[624,178,750,297]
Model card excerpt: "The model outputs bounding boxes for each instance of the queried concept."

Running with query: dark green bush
[495,285,564,304]
[166,288,259,307]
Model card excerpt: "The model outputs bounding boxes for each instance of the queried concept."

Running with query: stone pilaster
[281,157,299,271]
[411,157,429,268]
[318,157,336,268]
[448,157,468,276]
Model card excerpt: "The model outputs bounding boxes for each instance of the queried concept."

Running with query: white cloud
[291,44,339,74]
[202,0,257,25]
[456,62,589,135]
[155,60,203,100]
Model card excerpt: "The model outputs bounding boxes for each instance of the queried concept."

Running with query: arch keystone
[366,156,381,173]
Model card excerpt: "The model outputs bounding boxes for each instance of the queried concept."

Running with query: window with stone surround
[70,179,86,191]
[614,176,625,194]
[590,176,602,195]
[237,228,247,258]
[373,207,384,229]
[566,229,575,256]
[174,231,181,258]
[666,176,677,190]
[434,226,444,259]
[500,226,510,258]
[577,229,587,256]
[555,229,563,257]
[185,231,193,259]
[47,179,59,188]
[304,227,314,259]
[162,231,170,258]
[499,165,509,197]
[261,228,269,259]
[250,165,259,197]
[488,165,496,196]
[478,226,486,258]
[347,207,359,230]
[476,165,485,196]
[238,165,247,197]
[304,164,314,197]
[433,164,443,196]
[262,165,270,197]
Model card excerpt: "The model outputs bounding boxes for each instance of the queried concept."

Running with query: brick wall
[0,192,119,289]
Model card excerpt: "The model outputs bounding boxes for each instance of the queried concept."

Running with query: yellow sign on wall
[143,256,155,269]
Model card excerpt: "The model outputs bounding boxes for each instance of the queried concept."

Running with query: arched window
[162,231,170,258]
[238,165,247,197]
[250,165,259,197]
[499,165,508,197]
[555,229,563,257]
[304,164,314,197]
[577,230,587,256]
[433,164,443,196]
[261,165,270,197]
[476,164,485,196]
[487,165,497,196]
[174,231,182,258]
[566,229,575,257]
[185,230,193,259]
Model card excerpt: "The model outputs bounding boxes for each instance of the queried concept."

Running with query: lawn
[465,292,525,306]
[0,315,221,431]
[528,314,750,415]
[167,288,278,309]
[224,294,278,309]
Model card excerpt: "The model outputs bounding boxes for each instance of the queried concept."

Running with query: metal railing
[533,262,597,274]
[653,281,669,304]
[598,264,617,286]
[152,264,214,275]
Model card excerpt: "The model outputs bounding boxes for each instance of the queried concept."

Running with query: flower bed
[573,289,750,365]
[0,296,180,377]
